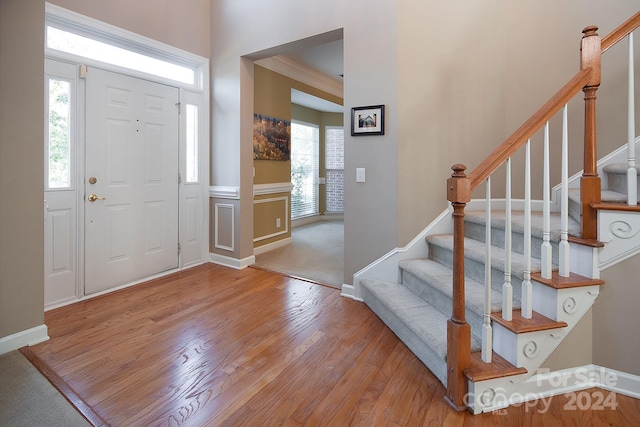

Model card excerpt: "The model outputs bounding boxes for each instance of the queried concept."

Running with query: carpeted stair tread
[361,278,481,385]
[602,163,640,174]
[465,209,580,242]
[426,234,543,280]
[569,187,634,204]
[398,258,507,317]
[599,189,635,203]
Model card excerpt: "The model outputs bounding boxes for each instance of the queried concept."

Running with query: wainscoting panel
[214,203,235,251]
[254,196,289,242]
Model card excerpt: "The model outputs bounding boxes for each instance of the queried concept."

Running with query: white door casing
[84,68,179,295]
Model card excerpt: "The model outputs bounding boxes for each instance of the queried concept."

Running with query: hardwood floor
[27,263,640,426]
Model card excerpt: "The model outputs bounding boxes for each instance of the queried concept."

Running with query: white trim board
[0,325,49,355]
[210,253,255,270]
[473,364,640,414]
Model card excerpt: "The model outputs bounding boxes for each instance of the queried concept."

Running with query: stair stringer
[346,207,453,301]
[348,199,550,301]
[598,209,640,270]
[468,283,600,414]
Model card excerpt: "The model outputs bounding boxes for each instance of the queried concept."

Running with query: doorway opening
[249,31,345,287]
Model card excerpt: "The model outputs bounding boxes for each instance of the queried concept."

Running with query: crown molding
[255,55,343,98]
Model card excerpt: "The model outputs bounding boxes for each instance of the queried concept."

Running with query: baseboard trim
[530,365,640,400]
[0,324,49,355]
[254,237,292,256]
[477,364,640,413]
[210,253,255,269]
[340,284,363,301]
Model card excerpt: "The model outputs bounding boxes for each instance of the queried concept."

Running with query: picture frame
[351,105,385,136]
[252,114,291,161]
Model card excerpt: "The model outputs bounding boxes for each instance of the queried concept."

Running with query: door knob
[88,193,106,202]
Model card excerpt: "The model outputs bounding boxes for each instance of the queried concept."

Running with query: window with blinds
[291,121,319,219]
[325,126,344,213]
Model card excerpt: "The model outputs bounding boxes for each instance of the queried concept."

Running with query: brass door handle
[87,193,106,202]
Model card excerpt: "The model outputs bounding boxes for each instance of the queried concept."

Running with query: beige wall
[0,0,46,340]
[397,0,640,246]
[594,258,640,376]
[543,309,593,371]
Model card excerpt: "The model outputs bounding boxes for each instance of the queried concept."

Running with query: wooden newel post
[445,164,472,411]
[580,26,602,240]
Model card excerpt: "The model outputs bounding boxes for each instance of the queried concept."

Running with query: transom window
[46,26,195,85]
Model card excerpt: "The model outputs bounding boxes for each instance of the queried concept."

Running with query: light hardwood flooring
[26,263,640,426]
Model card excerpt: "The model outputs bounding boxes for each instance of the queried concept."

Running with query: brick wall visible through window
[325,126,344,213]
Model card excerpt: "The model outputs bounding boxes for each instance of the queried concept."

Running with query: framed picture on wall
[351,105,385,136]
[253,114,291,160]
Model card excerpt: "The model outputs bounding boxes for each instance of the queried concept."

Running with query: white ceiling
[291,89,343,113]
[284,39,344,82]
[285,39,343,113]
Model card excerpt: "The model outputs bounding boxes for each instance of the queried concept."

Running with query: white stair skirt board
[340,284,362,301]
[0,325,49,355]
[467,365,640,414]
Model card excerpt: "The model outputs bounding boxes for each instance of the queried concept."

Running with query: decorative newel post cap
[451,164,467,178]
[447,164,470,203]
[582,26,598,37]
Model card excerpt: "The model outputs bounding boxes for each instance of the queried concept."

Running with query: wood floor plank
[25,263,640,426]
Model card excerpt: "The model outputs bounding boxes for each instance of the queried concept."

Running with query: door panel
[85,68,179,295]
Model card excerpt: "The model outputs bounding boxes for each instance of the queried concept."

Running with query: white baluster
[502,158,513,321]
[482,177,492,363]
[559,105,570,277]
[541,122,553,280]
[522,139,532,319]
[628,32,637,205]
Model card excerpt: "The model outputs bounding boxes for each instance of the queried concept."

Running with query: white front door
[84,68,179,295]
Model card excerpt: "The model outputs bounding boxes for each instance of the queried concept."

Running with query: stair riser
[428,243,524,303]
[401,269,485,339]
[607,171,640,198]
[465,222,560,265]
[568,197,581,225]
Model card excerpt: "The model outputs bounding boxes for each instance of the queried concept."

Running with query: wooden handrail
[467,69,591,190]
[602,10,640,53]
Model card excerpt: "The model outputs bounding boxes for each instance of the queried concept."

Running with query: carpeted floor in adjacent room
[0,350,90,427]
[253,219,344,288]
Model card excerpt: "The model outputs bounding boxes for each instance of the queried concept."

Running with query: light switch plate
[356,168,366,183]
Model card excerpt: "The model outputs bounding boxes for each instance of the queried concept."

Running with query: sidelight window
[47,77,72,189]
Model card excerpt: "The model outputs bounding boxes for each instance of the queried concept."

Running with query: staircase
[356,12,640,414]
